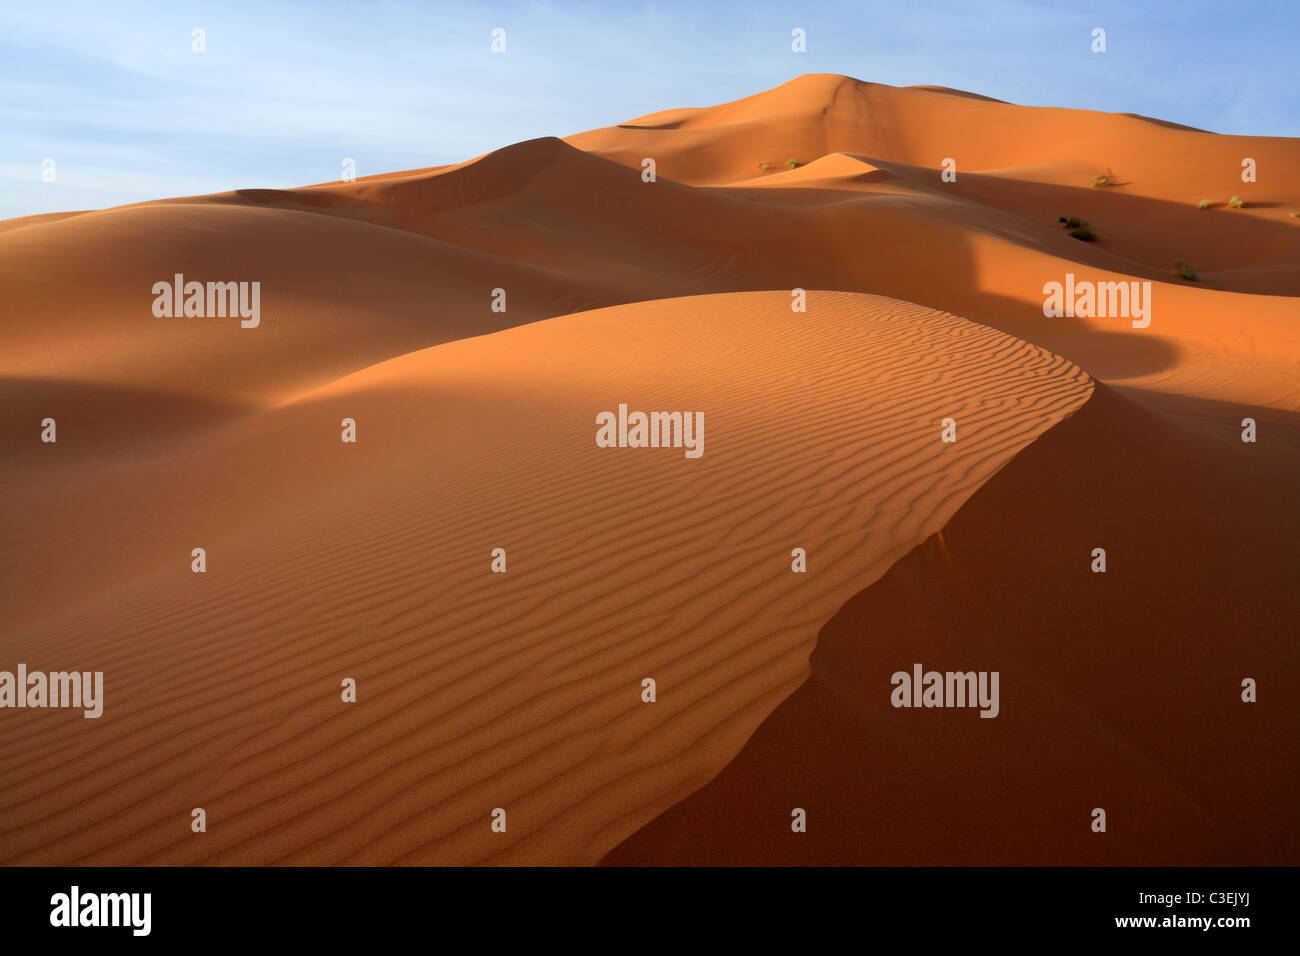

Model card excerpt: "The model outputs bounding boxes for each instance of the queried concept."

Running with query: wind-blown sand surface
[1,293,1088,864]
[1,75,1296,865]
[605,384,1300,865]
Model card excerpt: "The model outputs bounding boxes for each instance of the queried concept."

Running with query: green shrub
[786,158,801,169]
[1197,199,1211,210]
[1059,216,1094,239]
[1228,195,1244,208]
[1175,258,1200,281]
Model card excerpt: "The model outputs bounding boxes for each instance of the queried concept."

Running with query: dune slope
[606,383,1300,864]
[2,73,1297,868]
[0,291,1091,865]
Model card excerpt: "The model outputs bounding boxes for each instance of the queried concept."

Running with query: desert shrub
[1197,199,1211,210]
[1059,216,1093,239]
[1175,258,1200,281]
[1228,195,1244,208]
[786,158,800,169]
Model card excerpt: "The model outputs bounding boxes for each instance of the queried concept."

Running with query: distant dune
[1,75,1296,866]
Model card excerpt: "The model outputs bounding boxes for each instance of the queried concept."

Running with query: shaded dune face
[0,292,1090,865]
[604,384,1300,866]
[1,75,1297,867]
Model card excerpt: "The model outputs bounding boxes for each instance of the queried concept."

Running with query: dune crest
[605,382,1300,865]
[0,291,1090,865]
[2,73,1297,868]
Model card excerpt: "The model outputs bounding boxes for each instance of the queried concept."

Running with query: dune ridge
[0,292,1090,864]
[2,73,1297,867]
[604,382,1300,865]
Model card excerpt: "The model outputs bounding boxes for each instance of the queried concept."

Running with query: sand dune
[0,292,1089,864]
[605,383,1300,865]
[570,74,1300,294]
[6,77,1295,410]
[572,74,1300,202]
[1,74,1296,867]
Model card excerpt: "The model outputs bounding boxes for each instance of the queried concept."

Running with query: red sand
[1,76,1296,865]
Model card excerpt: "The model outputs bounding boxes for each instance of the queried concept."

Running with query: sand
[1,75,1296,866]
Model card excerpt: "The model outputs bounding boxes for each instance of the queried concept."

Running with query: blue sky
[2,0,1297,219]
